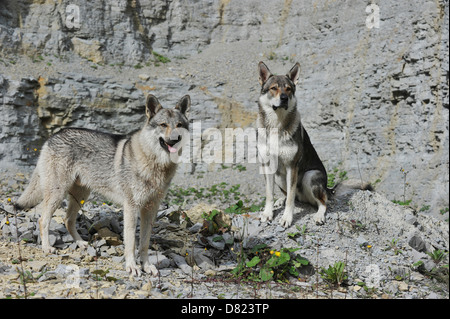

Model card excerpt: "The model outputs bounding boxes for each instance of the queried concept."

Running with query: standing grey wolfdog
[16,94,190,276]
[257,61,371,228]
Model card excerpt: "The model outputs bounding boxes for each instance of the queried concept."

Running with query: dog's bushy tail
[328,179,373,199]
[15,170,43,210]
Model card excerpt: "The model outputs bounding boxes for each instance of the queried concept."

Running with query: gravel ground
[0,164,448,300]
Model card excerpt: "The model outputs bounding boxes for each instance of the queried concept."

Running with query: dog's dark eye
[176,123,183,128]
[270,87,278,91]
[285,87,292,92]
[160,123,168,128]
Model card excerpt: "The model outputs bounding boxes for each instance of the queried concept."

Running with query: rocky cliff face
[1,0,449,217]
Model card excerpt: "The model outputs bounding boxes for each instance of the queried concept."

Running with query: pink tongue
[167,144,178,153]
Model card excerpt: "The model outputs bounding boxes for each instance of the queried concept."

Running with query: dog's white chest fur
[277,132,298,164]
[257,101,301,166]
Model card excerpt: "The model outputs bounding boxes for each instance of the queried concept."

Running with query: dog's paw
[42,246,57,254]
[143,263,159,276]
[126,262,142,277]
[76,240,89,250]
[313,212,325,225]
[280,210,293,228]
[260,208,273,222]
[280,209,294,228]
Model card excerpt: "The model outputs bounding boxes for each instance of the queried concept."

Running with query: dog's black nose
[171,134,182,143]
[280,93,288,101]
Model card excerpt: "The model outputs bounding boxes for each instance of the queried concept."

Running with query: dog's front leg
[280,165,297,228]
[139,203,158,276]
[261,164,275,222]
[123,202,141,276]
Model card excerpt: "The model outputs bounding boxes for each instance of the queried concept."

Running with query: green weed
[327,166,348,188]
[91,268,118,282]
[319,261,348,287]
[384,238,403,255]
[427,249,448,265]
[231,244,310,283]
[152,51,171,64]
[392,199,412,206]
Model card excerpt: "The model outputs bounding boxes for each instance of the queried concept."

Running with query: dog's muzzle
[272,104,289,111]
[272,104,288,111]
[280,94,289,109]
[273,94,289,111]
[159,135,182,153]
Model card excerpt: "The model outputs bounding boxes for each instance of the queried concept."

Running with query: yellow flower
[367,245,372,249]
[275,251,281,257]
[270,250,274,255]
[34,148,37,152]
[5,220,9,225]
[7,198,11,202]
[80,200,85,205]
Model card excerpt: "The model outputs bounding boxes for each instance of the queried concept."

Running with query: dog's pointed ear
[175,95,191,118]
[287,62,300,85]
[145,94,163,120]
[258,61,272,86]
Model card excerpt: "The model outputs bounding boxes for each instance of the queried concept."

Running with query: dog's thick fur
[16,94,190,276]
[257,61,370,227]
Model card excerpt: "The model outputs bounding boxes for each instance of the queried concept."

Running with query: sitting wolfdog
[257,61,371,227]
[16,94,190,276]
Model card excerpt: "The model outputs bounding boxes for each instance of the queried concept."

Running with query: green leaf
[279,251,290,264]
[246,256,261,267]
[266,252,290,268]
[208,209,220,220]
[294,256,309,267]
[259,267,274,281]
[92,269,109,277]
[289,267,299,277]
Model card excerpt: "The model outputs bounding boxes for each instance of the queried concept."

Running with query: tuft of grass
[327,165,348,188]
[427,249,448,265]
[152,51,171,64]
[392,199,412,206]
[384,238,403,255]
[319,261,348,287]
